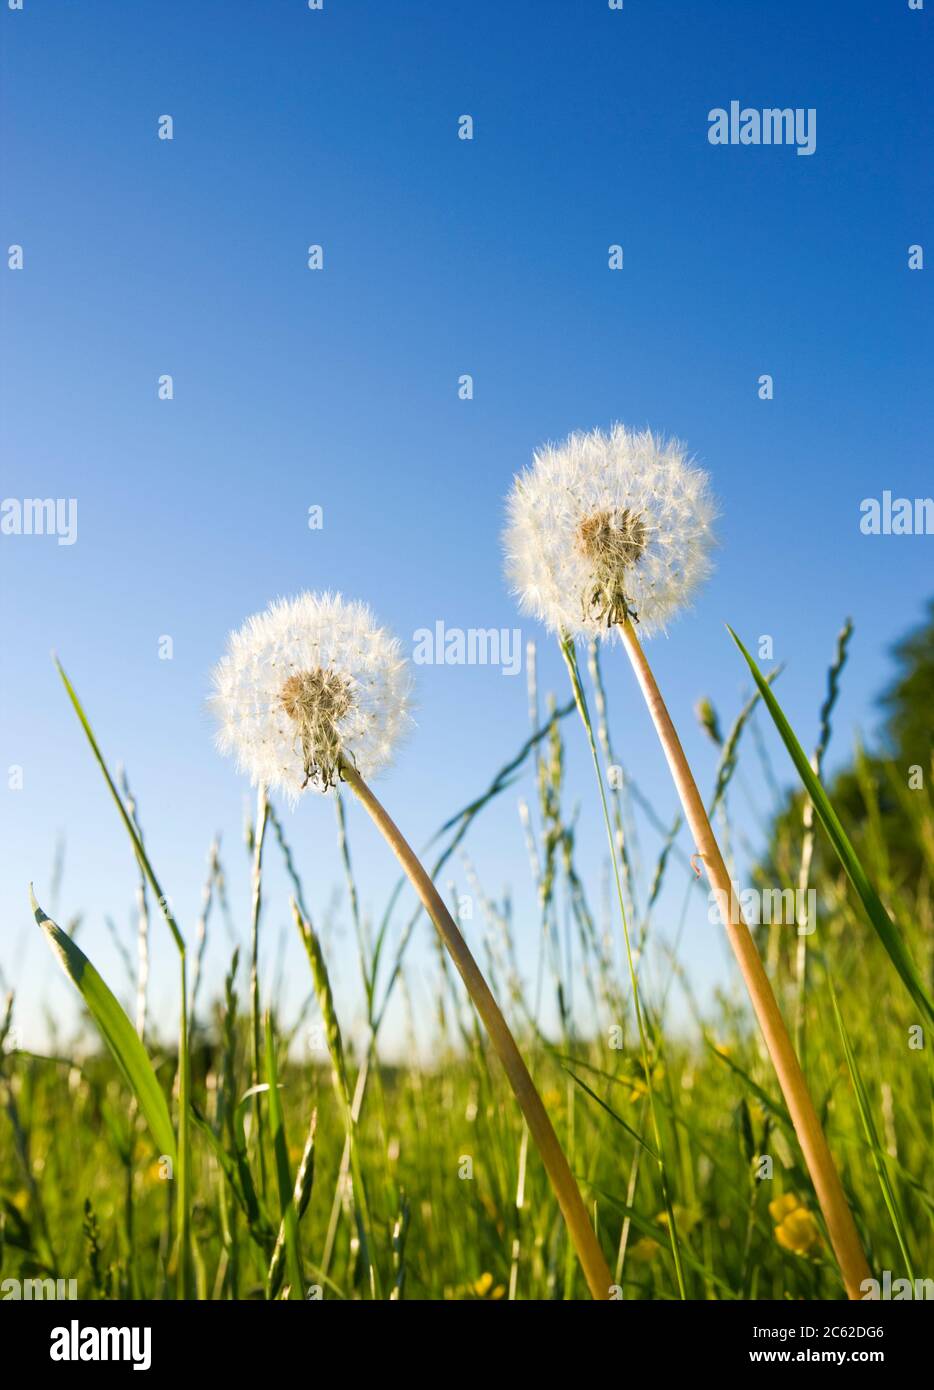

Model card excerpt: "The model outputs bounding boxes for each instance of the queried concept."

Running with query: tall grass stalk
[292,899,381,1298]
[190,837,220,1031]
[588,640,639,920]
[823,964,915,1280]
[795,620,853,1059]
[54,659,192,1298]
[559,634,687,1299]
[249,787,269,1198]
[263,1011,305,1299]
[616,618,871,1298]
[338,758,613,1299]
[119,770,150,1042]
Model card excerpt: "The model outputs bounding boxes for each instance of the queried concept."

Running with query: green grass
[1,622,931,1300]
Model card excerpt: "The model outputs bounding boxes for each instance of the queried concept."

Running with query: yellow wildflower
[769,1193,821,1256]
[775,1207,821,1256]
[768,1192,800,1224]
[629,1237,661,1264]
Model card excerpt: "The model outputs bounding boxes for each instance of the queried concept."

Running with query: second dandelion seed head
[504,423,717,639]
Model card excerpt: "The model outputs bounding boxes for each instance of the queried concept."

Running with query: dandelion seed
[210,592,413,801]
[504,424,716,639]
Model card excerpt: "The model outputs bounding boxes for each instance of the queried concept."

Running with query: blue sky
[1,0,930,1056]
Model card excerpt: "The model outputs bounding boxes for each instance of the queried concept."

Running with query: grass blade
[293,899,381,1298]
[563,1067,660,1160]
[268,1107,317,1298]
[728,627,934,1026]
[264,1012,304,1300]
[823,961,916,1279]
[31,889,176,1163]
[54,657,192,1297]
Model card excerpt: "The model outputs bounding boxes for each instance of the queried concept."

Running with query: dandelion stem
[617,616,871,1299]
[338,758,613,1300]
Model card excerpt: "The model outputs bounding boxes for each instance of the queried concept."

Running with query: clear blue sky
[1,0,930,1056]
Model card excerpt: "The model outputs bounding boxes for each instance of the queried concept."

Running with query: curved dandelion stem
[338,759,613,1300]
[617,617,871,1300]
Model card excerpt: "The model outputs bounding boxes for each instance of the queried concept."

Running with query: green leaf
[727,627,934,1027]
[31,888,177,1162]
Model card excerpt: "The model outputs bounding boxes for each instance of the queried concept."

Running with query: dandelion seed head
[504,424,717,639]
[210,591,413,801]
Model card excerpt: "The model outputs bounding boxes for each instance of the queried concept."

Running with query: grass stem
[559,635,687,1298]
[249,788,270,1199]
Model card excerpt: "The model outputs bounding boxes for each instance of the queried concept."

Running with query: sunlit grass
[1,618,931,1301]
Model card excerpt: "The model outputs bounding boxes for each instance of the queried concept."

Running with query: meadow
[1,594,931,1302]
